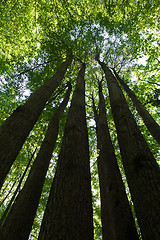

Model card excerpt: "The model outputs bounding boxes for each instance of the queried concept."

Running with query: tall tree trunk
[38,64,94,240]
[98,60,160,240]
[0,84,72,240]
[93,81,139,240]
[0,56,72,189]
[113,69,160,146]
[92,92,116,240]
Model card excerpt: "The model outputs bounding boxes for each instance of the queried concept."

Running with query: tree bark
[0,84,72,240]
[0,56,72,189]
[92,92,116,240]
[93,81,139,240]
[113,69,160,146]
[99,60,160,240]
[38,64,94,240]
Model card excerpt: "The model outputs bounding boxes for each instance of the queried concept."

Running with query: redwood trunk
[93,81,139,240]
[38,64,94,240]
[113,69,160,146]
[0,56,72,189]
[0,84,72,240]
[99,61,160,240]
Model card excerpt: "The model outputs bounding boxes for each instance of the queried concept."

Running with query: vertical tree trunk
[0,84,72,240]
[113,69,160,146]
[0,56,72,189]
[93,81,139,240]
[99,60,160,240]
[92,92,116,240]
[38,63,94,240]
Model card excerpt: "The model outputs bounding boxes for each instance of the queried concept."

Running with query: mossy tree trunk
[38,63,94,240]
[0,84,72,240]
[0,56,72,189]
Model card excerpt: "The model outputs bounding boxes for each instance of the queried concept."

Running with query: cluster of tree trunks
[92,81,139,240]
[38,63,94,240]
[98,60,160,240]
[0,56,73,189]
[0,83,72,240]
[0,57,160,240]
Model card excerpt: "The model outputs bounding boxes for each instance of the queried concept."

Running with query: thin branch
[12,59,54,78]
[0,148,37,227]
[140,80,160,87]
[0,179,18,208]
[30,233,38,239]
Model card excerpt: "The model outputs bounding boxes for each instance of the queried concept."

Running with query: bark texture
[0,56,72,189]
[38,64,94,240]
[99,61,160,240]
[93,81,139,240]
[113,69,160,146]
[0,84,72,240]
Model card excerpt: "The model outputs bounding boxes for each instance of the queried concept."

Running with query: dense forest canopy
[0,0,160,239]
